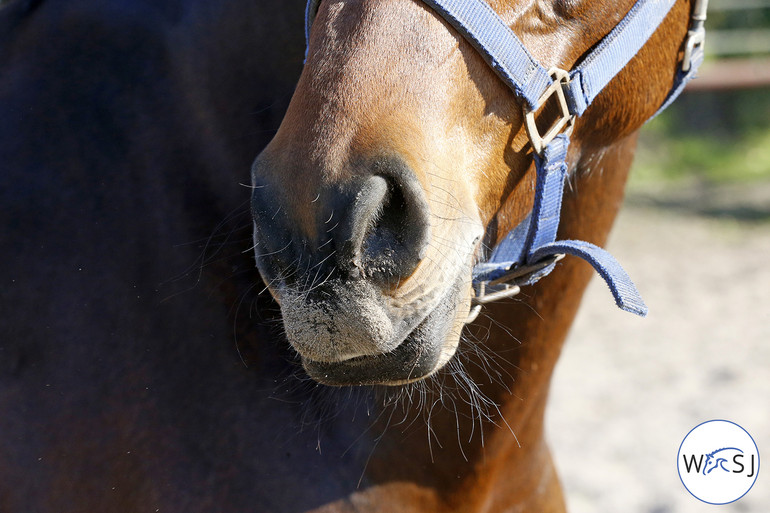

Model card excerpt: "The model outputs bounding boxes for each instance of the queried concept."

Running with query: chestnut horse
[1,0,695,512]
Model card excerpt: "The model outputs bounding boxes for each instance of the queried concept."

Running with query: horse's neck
[331,134,639,512]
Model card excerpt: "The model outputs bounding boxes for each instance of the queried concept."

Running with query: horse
[1,0,696,511]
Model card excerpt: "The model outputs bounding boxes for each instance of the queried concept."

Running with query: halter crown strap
[566,0,676,115]
[304,0,708,319]
[418,0,552,111]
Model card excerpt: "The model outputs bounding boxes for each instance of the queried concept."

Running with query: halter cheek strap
[304,0,709,321]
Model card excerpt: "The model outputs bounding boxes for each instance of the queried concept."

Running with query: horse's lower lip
[301,326,442,386]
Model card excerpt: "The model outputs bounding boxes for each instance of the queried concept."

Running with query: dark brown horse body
[2,0,691,511]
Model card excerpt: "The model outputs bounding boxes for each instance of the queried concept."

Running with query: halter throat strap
[304,0,708,320]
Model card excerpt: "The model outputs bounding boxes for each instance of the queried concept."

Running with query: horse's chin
[298,271,471,387]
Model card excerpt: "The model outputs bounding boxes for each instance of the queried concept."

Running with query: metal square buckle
[523,68,575,155]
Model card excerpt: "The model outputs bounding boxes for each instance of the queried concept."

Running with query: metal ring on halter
[467,254,565,323]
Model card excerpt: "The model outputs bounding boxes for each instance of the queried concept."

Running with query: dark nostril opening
[338,175,389,275]
[362,182,408,262]
[370,184,407,245]
[338,169,430,286]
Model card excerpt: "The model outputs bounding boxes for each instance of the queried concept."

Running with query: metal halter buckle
[681,25,705,73]
[683,0,709,73]
[467,254,565,323]
[524,68,575,155]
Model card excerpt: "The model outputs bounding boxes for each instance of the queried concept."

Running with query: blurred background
[547,1,770,511]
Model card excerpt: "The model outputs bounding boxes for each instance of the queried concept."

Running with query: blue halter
[304,0,708,320]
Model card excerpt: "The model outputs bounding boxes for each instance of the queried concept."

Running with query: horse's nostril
[338,171,430,286]
[362,181,415,275]
[338,175,389,275]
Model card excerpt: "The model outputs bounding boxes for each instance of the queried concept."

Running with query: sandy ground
[546,182,770,513]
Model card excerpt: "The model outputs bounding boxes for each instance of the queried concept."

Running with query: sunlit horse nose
[252,161,431,292]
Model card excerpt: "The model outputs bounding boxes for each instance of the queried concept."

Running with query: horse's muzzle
[251,157,467,385]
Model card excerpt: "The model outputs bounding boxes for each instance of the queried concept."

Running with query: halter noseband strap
[304,0,708,320]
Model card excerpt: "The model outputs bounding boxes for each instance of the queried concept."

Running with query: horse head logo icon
[703,447,743,475]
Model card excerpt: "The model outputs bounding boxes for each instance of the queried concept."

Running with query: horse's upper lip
[299,273,466,386]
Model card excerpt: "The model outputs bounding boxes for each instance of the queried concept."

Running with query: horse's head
[703,447,743,475]
[251,0,689,386]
